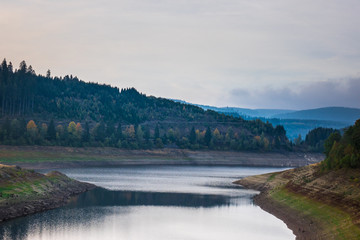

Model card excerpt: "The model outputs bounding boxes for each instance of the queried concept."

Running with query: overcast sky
[1,0,360,109]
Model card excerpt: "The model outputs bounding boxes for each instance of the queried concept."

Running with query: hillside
[0,59,290,151]
[235,164,360,239]
[0,164,94,222]
[173,100,358,140]
[235,120,360,239]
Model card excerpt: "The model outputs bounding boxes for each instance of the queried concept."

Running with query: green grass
[270,187,360,240]
[0,181,37,198]
[267,173,278,181]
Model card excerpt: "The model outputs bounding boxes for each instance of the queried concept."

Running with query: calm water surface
[0,166,295,240]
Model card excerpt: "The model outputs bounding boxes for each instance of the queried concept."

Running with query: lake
[0,166,294,240]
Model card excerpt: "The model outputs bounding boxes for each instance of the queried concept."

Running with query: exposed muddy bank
[234,165,360,239]
[0,145,324,169]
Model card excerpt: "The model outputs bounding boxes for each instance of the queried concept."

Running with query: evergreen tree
[115,123,123,140]
[204,127,212,146]
[189,127,196,144]
[2,118,11,141]
[155,125,160,139]
[46,69,51,78]
[94,121,106,142]
[82,122,90,142]
[144,126,150,141]
[47,119,56,140]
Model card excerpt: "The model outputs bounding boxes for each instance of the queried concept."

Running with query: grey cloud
[229,78,360,109]
[1,0,360,110]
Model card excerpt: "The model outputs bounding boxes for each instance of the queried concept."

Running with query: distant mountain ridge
[172,100,360,123]
[172,100,294,118]
[172,100,360,139]
[273,107,360,123]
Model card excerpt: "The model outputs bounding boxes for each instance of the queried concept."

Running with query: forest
[322,119,360,169]
[0,59,336,151]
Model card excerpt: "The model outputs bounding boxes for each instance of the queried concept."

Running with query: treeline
[322,119,360,169]
[0,58,345,153]
[0,60,36,116]
[0,59,295,151]
[0,58,225,123]
[0,119,290,151]
[292,127,339,152]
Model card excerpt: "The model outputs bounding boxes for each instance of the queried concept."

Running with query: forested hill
[0,59,289,150]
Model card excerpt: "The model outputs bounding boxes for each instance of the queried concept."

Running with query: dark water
[0,166,294,240]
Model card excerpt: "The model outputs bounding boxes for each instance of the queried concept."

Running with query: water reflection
[66,187,250,208]
[0,166,294,240]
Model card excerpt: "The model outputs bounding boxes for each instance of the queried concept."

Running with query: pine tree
[46,69,51,78]
[189,127,196,144]
[204,127,212,146]
[115,123,123,140]
[155,125,160,139]
[47,120,56,140]
[82,122,90,142]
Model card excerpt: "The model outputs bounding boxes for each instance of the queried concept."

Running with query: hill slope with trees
[236,119,360,239]
[0,59,291,151]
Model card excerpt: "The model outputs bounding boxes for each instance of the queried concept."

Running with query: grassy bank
[271,187,360,239]
[0,164,94,222]
[235,164,360,239]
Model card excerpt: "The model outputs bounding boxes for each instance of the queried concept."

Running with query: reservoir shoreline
[234,164,360,239]
[0,145,324,169]
[0,165,95,223]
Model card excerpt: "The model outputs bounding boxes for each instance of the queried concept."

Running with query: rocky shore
[0,164,95,222]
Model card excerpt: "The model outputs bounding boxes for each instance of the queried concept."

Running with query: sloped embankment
[235,164,360,239]
[0,164,95,222]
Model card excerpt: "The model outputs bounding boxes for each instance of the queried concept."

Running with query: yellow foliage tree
[213,128,221,140]
[26,120,37,137]
[68,121,76,135]
[75,123,82,139]
[27,120,37,130]
[126,125,135,138]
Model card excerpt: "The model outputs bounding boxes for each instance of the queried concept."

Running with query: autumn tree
[125,125,135,139]
[26,120,37,142]
[67,121,76,135]
[75,123,82,139]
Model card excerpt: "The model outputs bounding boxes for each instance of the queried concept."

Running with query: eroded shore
[0,145,323,169]
[234,164,360,239]
[0,164,95,222]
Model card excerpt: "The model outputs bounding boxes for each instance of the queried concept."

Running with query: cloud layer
[229,78,360,109]
[1,0,360,109]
